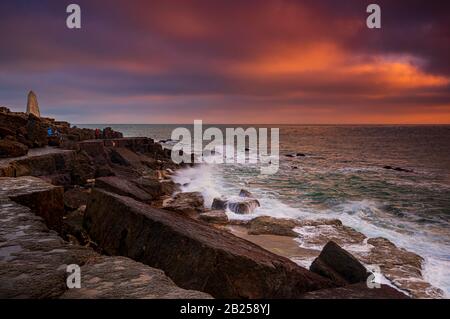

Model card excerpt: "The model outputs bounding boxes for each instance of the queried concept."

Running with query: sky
[0,0,449,124]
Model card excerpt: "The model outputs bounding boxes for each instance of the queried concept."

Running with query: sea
[79,124,450,296]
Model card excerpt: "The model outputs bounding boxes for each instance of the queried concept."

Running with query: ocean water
[80,124,450,295]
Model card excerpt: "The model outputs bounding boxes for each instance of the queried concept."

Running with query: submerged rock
[239,189,254,198]
[211,197,228,210]
[310,241,369,285]
[227,198,260,214]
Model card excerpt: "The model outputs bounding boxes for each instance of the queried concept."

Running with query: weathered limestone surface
[0,176,64,231]
[26,91,40,117]
[61,256,211,299]
[299,282,408,299]
[0,198,211,299]
[85,189,335,298]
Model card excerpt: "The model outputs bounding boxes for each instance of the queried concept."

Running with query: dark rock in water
[163,191,205,217]
[285,154,296,158]
[239,189,253,198]
[292,166,298,169]
[0,176,64,232]
[0,139,28,158]
[212,197,228,210]
[199,210,229,224]
[64,187,90,211]
[383,165,413,173]
[299,282,408,299]
[248,216,300,237]
[296,153,306,157]
[84,189,335,298]
[310,241,369,285]
[228,198,260,214]
[95,176,153,203]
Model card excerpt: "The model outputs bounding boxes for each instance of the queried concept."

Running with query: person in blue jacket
[47,127,53,137]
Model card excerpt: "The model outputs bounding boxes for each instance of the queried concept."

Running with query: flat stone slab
[0,176,64,231]
[0,198,211,299]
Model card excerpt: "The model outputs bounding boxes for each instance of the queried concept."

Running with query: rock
[26,114,47,147]
[0,176,64,232]
[163,192,205,217]
[62,205,89,245]
[160,180,179,196]
[70,151,96,185]
[60,256,212,299]
[248,216,300,237]
[285,154,295,158]
[310,241,369,285]
[102,127,123,139]
[239,189,254,198]
[211,197,228,210]
[64,188,90,211]
[26,90,40,117]
[299,283,408,299]
[132,177,163,199]
[0,198,209,299]
[355,237,443,298]
[296,153,306,157]
[0,140,28,158]
[84,189,335,298]
[0,126,15,138]
[108,147,143,168]
[95,176,153,203]
[228,198,260,214]
[199,210,229,224]
[40,173,72,188]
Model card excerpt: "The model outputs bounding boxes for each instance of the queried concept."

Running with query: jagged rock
[95,176,153,203]
[84,189,335,298]
[70,151,96,185]
[199,210,229,224]
[102,127,123,139]
[64,188,90,211]
[248,216,300,237]
[299,283,408,299]
[356,237,443,298]
[0,126,15,138]
[163,192,205,217]
[41,173,72,188]
[0,140,28,158]
[26,91,40,118]
[310,241,369,285]
[62,205,89,245]
[0,176,64,232]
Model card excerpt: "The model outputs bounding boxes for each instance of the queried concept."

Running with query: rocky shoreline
[0,105,442,299]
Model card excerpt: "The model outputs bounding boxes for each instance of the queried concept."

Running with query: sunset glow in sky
[1,0,449,124]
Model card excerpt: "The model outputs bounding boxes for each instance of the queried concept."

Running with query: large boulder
[70,151,96,185]
[132,177,164,199]
[95,176,153,203]
[84,189,335,298]
[310,241,369,285]
[0,139,28,158]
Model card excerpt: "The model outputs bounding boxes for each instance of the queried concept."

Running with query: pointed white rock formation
[26,90,41,117]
